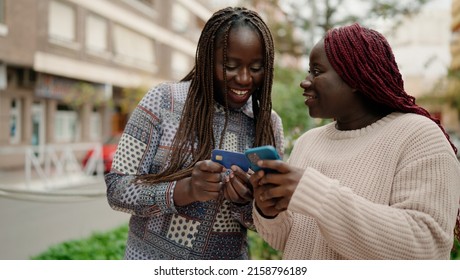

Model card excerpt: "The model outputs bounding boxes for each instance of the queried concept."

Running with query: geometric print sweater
[105,81,284,259]
[254,112,460,259]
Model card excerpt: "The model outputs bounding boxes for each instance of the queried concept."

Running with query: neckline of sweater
[325,112,403,139]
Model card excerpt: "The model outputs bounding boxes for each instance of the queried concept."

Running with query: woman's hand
[249,159,304,217]
[222,165,253,204]
[174,160,224,206]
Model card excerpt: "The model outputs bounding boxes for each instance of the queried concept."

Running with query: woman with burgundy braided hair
[105,7,284,259]
[250,23,460,259]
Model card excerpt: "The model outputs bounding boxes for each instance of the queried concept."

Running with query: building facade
[0,0,212,168]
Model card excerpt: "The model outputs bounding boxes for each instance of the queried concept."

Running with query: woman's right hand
[249,159,304,218]
[174,160,224,206]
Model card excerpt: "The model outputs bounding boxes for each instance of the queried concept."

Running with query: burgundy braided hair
[324,23,460,243]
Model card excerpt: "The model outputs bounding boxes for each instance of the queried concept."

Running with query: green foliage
[31,222,460,260]
[30,224,283,260]
[271,65,331,154]
[451,238,460,260]
[272,66,312,153]
[120,86,149,115]
[31,224,128,260]
[64,82,108,109]
[248,230,282,260]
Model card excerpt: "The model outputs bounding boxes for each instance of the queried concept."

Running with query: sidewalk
[0,167,105,192]
[0,168,129,259]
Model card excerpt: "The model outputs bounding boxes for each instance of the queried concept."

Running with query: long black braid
[137,7,276,184]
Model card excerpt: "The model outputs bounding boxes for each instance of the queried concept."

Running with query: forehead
[229,26,262,46]
[310,39,329,65]
[215,24,262,48]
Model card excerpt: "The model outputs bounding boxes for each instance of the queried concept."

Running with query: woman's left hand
[222,165,253,204]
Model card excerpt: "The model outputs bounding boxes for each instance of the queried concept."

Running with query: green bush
[248,230,282,260]
[32,223,459,260]
[32,224,128,260]
[31,224,281,260]
[451,238,460,260]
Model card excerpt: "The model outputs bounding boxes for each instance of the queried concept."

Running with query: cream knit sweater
[253,112,460,259]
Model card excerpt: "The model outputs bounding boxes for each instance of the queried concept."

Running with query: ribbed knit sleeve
[259,113,460,259]
[253,204,293,251]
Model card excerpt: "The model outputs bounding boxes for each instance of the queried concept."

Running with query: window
[0,0,7,36]
[171,51,191,80]
[85,13,108,53]
[171,3,190,33]
[89,111,101,141]
[113,25,155,67]
[55,108,78,143]
[10,98,22,145]
[0,0,5,24]
[48,0,76,43]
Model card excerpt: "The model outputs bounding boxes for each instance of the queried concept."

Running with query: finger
[231,165,250,184]
[224,181,242,202]
[196,160,225,173]
[255,198,278,213]
[229,174,253,202]
[275,198,289,211]
[194,180,223,193]
[257,159,289,173]
[249,171,263,189]
[258,185,283,201]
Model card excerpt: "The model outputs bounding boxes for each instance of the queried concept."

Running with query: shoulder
[270,109,282,124]
[143,81,190,100]
[388,113,456,159]
[139,81,190,109]
[389,113,445,142]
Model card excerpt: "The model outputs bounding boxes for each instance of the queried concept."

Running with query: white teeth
[231,89,248,96]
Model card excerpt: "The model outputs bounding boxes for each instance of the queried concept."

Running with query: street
[0,179,129,260]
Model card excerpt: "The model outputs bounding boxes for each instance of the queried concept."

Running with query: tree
[240,0,433,152]
[119,86,148,116]
[244,0,433,56]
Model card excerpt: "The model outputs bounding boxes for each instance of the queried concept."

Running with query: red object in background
[82,134,121,173]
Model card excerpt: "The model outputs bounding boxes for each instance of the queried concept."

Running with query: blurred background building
[0,0,458,170]
[448,0,460,134]
[0,0,213,168]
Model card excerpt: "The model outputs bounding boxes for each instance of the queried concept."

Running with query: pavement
[0,168,130,259]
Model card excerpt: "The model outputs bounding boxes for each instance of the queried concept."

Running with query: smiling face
[214,25,265,109]
[300,39,365,123]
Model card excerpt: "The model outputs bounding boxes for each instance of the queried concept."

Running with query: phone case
[244,145,280,173]
[211,149,250,172]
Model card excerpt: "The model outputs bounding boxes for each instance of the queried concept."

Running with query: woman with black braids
[250,23,460,259]
[105,7,283,260]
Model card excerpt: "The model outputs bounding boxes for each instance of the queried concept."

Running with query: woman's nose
[236,68,251,85]
[300,78,312,89]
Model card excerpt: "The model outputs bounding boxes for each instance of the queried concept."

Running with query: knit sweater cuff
[288,167,339,218]
[253,201,292,233]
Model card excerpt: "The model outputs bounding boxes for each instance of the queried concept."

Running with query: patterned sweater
[105,81,284,259]
[254,112,460,259]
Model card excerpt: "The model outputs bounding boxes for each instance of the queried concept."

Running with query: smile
[231,89,249,96]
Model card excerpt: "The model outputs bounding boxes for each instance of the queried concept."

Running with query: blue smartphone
[244,145,280,173]
[211,149,250,172]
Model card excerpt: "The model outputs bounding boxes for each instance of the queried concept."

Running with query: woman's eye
[225,65,237,70]
[308,69,320,76]
[251,65,263,72]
